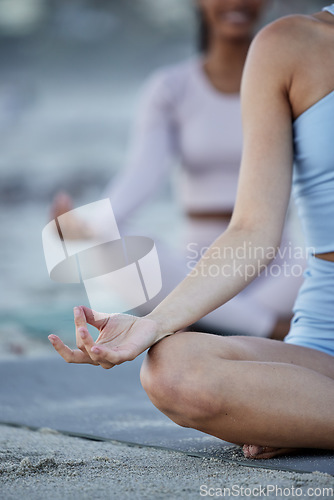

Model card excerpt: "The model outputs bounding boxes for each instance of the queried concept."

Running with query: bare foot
[242,444,298,459]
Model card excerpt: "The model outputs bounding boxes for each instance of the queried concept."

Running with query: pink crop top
[102,58,243,225]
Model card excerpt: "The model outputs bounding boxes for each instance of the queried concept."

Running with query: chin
[217,24,255,41]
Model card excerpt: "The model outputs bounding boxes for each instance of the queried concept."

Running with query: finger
[89,345,116,368]
[79,328,96,350]
[48,335,98,365]
[74,306,88,330]
[98,360,115,370]
[90,344,138,366]
[81,306,110,330]
[79,328,115,370]
[74,306,89,350]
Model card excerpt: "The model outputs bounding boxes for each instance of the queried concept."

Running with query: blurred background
[0,0,327,355]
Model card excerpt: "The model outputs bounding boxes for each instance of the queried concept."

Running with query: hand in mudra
[48,306,163,369]
[51,192,96,240]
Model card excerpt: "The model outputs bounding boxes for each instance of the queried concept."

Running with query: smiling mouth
[222,11,252,24]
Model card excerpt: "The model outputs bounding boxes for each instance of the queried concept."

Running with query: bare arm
[51,72,177,237]
[101,72,177,227]
[148,21,295,335]
[51,20,299,366]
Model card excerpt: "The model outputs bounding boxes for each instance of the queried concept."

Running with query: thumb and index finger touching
[75,306,110,330]
[74,306,109,357]
[51,191,73,220]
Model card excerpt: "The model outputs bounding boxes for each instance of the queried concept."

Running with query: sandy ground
[0,425,333,500]
[0,337,334,498]
[0,335,333,499]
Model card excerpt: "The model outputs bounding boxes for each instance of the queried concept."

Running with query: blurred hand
[48,306,165,369]
[51,191,95,240]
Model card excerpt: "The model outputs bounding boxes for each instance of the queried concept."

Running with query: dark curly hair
[197,6,210,52]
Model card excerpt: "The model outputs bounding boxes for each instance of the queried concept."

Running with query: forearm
[148,224,280,337]
[102,159,166,226]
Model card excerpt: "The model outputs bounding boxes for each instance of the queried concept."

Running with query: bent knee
[140,333,188,410]
[140,332,233,425]
[140,331,247,397]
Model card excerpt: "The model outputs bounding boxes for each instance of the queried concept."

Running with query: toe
[243,445,298,460]
[243,444,264,458]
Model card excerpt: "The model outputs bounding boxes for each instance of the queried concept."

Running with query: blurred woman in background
[53,0,303,339]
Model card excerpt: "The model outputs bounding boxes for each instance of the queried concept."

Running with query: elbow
[227,218,283,261]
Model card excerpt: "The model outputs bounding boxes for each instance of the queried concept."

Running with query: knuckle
[100,361,114,369]
[65,351,75,363]
[90,351,100,361]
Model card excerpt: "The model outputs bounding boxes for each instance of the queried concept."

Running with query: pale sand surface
[0,334,333,499]
[1,425,333,500]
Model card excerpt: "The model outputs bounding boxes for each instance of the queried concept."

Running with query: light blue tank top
[323,4,334,15]
[292,5,334,254]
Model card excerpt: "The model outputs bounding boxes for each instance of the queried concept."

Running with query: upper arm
[132,70,178,152]
[230,19,297,246]
[103,71,178,221]
[122,70,179,179]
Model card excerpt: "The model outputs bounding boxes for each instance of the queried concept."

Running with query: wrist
[145,310,175,341]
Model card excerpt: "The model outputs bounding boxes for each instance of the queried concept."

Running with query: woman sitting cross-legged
[49,4,334,459]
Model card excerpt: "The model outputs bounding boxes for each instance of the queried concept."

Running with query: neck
[205,37,251,74]
[203,37,251,94]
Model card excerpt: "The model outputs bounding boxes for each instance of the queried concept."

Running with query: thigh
[169,331,334,380]
[198,292,276,337]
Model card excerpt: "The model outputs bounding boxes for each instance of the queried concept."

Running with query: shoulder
[243,15,317,94]
[152,58,198,84]
[248,15,318,69]
[141,58,199,106]
[257,13,316,36]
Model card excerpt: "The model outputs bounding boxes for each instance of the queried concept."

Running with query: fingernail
[91,347,100,354]
[48,335,56,343]
[79,329,86,339]
[74,307,81,317]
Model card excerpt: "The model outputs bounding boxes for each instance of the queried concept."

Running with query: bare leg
[248,316,305,458]
[140,333,334,454]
